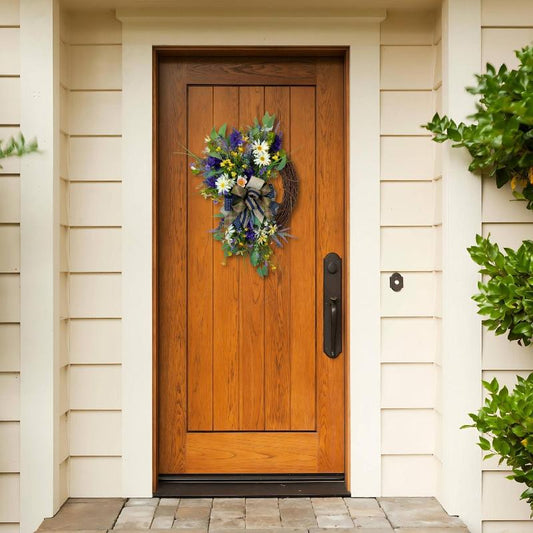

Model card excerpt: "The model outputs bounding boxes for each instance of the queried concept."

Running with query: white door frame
[118,12,384,496]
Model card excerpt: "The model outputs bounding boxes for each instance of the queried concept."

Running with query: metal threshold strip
[156,474,349,497]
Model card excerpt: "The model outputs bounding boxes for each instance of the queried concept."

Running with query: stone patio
[37,497,469,533]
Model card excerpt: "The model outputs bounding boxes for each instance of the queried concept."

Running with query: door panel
[157,55,345,475]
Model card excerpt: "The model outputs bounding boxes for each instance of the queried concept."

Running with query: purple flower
[246,227,256,241]
[206,156,220,169]
[244,165,253,178]
[229,129,243,149]
[205,175,217,188]
[271,134,282,152]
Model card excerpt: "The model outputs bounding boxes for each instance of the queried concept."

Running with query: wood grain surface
[156,53,345,475]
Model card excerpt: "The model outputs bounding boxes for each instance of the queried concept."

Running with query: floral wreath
[190,112,298,277]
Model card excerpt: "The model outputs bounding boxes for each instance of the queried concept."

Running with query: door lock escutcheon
[323,253,342,358]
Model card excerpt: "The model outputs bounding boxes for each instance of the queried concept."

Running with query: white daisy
[256,229,268,245]
[224,225,235,244]
[252,140,269,154]
[254,152,271,167]
[215,173,235,195]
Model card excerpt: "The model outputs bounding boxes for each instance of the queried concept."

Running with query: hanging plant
[468,235,533,346]
[424,45,533,209]
[189,112,298,277]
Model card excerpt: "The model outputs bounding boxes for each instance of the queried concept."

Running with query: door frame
[153,47,349,495]
[119,13,383,498]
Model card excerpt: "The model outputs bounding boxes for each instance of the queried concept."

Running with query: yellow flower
[231,171,237,178]
[522,438,528,447]
[272,153,279,161]
[238,146,244,153]
[216,147,221,152]
[529,167,533,184]
[511,176,518,190]
[242,164,247,169]
[230,151,237,157]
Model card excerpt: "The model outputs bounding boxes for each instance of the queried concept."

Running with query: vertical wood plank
[238,86,265,430]
[316,58,345,472]
[264,87,291,430]
[187,86,214,431]
[158,60,187,472]
[289,86,317,430]
[213,86,240,430]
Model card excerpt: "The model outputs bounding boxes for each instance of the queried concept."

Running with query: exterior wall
[480,2,533,531]
[379,10,442,497]
[60,11,123,497]
[0,1,22,531]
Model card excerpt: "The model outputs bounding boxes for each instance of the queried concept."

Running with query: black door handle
[323,253,342,358]
[329,297,338,358]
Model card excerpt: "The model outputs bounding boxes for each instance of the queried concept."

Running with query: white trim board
[20,1,62,532]
[119,15,383,496]
[440,1,482,532]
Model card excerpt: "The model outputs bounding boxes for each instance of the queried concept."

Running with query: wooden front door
[156,52,346,478]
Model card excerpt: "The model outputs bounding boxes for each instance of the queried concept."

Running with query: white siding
[379,10,442,498]
[61,10,123,497]
[480,2,533,531]
[0,2,21,529]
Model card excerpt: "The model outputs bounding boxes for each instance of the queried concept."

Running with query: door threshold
[155,474,350,497]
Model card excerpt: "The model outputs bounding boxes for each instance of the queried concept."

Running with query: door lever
[329,297,338,358]
[323,253,342,358]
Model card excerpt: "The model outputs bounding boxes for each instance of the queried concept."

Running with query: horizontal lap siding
[379,10,441,497]
[480,2,533,530]
[0,1,21,529]
[62,11,123,497]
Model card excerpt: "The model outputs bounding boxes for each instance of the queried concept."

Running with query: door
[156,52,346,478]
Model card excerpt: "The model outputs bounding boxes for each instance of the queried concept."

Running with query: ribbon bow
[224,177,279,229]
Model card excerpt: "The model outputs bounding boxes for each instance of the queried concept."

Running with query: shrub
[424,45,533,209]
[464,374,533,511]
[468,235,533,346]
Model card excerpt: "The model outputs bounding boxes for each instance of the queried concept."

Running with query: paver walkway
[37,497,468,533]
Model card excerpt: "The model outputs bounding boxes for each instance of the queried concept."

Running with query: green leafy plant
[0,133,38,165]
[467,235,533,346]
[463,374,533,512]
[424,45,533,209]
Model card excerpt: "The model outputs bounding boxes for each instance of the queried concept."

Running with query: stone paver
[38,500,125,530]
[114,506,157,529]
[126,499,160,507]
[344,499,384,518]
[378,498,465,530]
[36,496,469,533]
[352,516,392,530]
[316,515,354,528]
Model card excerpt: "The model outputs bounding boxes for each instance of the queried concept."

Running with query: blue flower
[244,165,254,178]
[271,134,282,152]
[205,156,220,171]
[229,129,243,149]
[205,175,217,188]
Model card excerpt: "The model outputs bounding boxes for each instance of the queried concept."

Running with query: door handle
[323,253,342,358]
[329,297,338,358]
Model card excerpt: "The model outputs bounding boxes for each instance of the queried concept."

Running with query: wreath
[189,112,298,277]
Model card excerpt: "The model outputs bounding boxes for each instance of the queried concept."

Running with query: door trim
[120,15,382,497]
[152,47,349,495]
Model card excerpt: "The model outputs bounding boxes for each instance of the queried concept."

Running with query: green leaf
[250,250,260,267]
